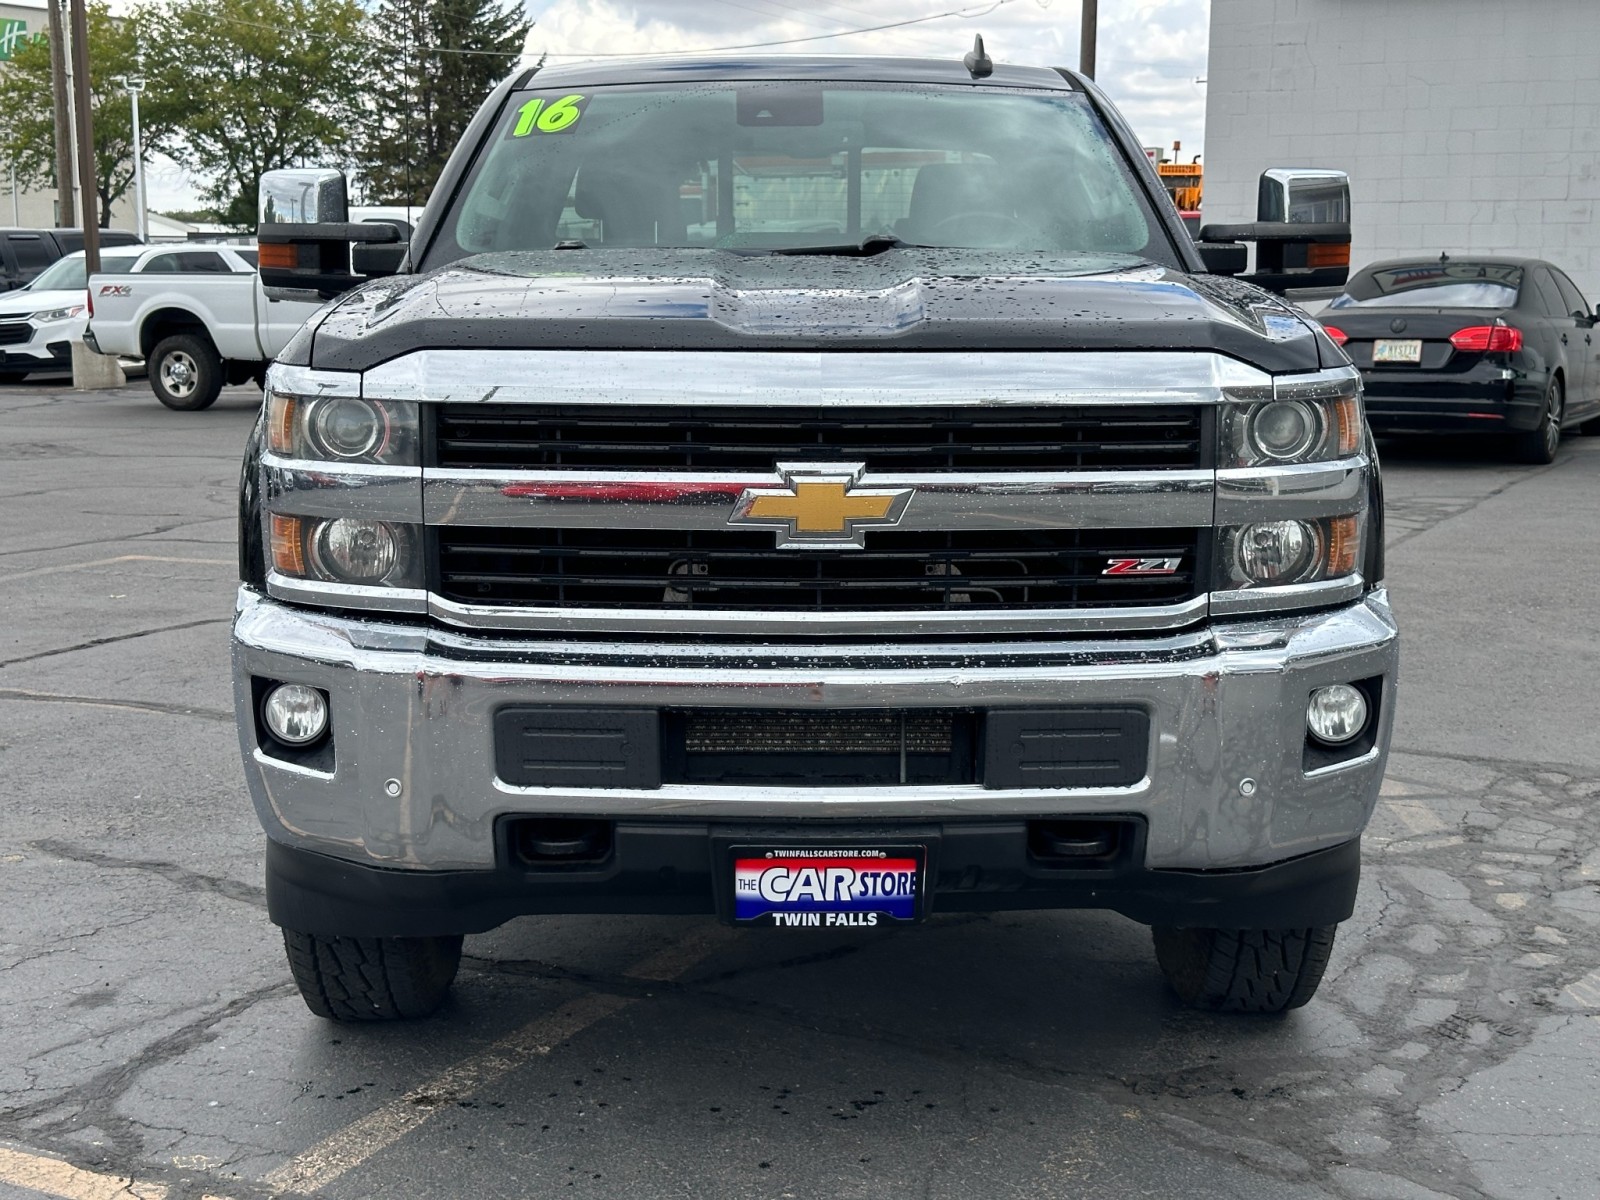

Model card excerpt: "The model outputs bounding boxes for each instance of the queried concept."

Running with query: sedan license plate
[732,846,926,926]
[1373,338,1424,364]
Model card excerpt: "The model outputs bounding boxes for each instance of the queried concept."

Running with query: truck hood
[0,287,87,320]
[308,249,1328,375]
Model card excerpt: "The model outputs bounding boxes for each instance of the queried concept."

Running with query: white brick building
[1204,0,1600,302]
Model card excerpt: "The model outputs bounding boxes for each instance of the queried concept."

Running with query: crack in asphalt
[1380,451,1566,551]
[0,619,231,669]
[28,840,268,910]
[0,688,233,723]
[0,981,295,1191]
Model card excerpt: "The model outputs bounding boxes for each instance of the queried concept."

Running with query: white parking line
[0,1145,168,1200]
[260,924,737,1195]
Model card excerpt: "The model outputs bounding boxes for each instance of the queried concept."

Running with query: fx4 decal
[1102,557,1183,576]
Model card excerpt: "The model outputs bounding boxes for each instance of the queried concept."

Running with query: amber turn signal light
[1307,242,1350,269]
[270,514,306,576]
[258,243,299,270]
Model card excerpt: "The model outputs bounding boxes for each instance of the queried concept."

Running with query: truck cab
[235,49,1396,1021]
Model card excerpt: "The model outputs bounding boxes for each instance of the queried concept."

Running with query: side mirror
[1199,169,1352,295]
[259,168,348,225]
[1197,242,1248,275]
[255,169,400,299]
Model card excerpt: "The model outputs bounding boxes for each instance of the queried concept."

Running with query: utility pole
[68,0,99,266]
[66,0,122,389]
[46,0,76,226]
[1079,0,1098,80]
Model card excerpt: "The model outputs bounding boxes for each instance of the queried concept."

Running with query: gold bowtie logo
[730,463,912,548]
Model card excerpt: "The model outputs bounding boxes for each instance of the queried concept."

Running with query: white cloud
[525,0,1209,156]
[144,0,1211,212]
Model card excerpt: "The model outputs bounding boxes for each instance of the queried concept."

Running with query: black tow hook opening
[510,818,614,867]
[1027,820,1129,867]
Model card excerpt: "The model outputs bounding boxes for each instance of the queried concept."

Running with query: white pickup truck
[85,243,323,410]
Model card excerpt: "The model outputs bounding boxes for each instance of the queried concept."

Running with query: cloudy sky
[146,0,1210,212]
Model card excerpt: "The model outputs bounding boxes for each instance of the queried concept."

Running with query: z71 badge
[1102,556,1183,576]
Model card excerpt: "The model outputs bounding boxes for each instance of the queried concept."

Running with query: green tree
[358,0,529,205]
[141,0,368,227]
[0,3,177,227]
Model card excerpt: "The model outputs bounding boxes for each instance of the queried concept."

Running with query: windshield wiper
[768,233,927,257]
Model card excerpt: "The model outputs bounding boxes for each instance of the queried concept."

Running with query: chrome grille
[435,527,1203,612]
[434,405,1207,472]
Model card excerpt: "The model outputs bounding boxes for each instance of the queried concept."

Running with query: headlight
[1223,516,1361,588]
[270,515,421,588]
[1225,383,1362,468]
[267,387,417,466]
[31,305,86,321]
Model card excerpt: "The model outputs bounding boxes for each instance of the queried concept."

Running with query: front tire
[283,930,463,1021]
[1153,925,1337,1013]
[150,333,223,411]
[1514,378,1563,464]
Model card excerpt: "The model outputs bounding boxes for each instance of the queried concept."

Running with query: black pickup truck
[0,227,142,291]
[239,46,1397,1022]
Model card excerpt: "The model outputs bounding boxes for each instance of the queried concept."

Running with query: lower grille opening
[1026,819,1134,867]
[509,818,614,867]
[664,709,978,787]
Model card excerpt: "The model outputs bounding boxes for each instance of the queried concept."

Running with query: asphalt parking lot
[2,375,1599,1200]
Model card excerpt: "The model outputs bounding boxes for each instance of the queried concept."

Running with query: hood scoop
[710,279,927,336]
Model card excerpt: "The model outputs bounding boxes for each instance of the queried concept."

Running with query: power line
[531,0,1022,58]
[201,1,1024,63]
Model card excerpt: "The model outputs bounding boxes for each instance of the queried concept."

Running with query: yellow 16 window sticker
[511,94,586,137]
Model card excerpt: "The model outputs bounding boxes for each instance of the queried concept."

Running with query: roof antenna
[964,34,994,78]
[1439,251,1450,264]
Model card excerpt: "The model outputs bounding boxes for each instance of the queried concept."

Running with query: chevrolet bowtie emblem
[729,463,912,548]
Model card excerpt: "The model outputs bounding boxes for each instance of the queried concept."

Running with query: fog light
[263,683,328,745]
[1307,683,1368,745]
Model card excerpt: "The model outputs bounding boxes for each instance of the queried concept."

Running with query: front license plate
[732,845,925,926]
[1373,338,1423,364]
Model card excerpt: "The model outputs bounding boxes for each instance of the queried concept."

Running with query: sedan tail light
[1449,324,1523,352]
[1321,324,1348,347]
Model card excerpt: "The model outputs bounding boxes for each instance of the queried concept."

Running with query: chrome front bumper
[233,588,1399,873]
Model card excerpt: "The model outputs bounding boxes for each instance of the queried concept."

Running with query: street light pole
[117,75,148,241]
[1079,0,1098,80]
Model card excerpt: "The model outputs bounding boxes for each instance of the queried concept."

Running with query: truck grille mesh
[434,405,1206,472]
[435,527,1203,611]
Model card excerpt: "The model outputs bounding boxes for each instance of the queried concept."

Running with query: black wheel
[149,333,223,411]
[282,930,463,1021]
[1513,377,1563,464]
[1152,925,1337,1013]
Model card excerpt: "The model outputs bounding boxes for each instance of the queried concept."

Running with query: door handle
[1561,333,1569,345]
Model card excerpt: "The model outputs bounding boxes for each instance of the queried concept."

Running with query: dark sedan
[1320,257,1600,462]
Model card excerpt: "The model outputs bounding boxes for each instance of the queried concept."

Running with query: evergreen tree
[360,0,530,206]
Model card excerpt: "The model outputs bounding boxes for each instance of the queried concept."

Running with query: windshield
[435,82,1165,263]
[1328,263,1522,310]
[27,253,142,292]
